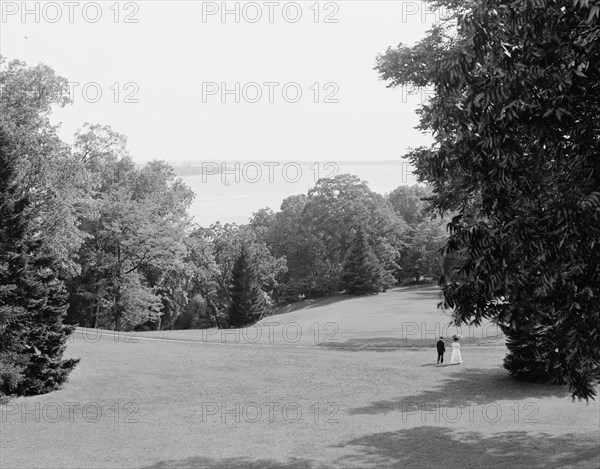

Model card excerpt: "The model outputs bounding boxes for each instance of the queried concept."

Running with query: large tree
[302,174,404,293]
[376,0,600,399]
[0,127,78,398]
[0,57,91,277]
[67,125,195,331]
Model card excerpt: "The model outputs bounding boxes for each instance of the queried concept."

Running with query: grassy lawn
[1,285,598,468]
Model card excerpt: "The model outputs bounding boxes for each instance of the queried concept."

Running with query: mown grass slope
[1,286,598,468]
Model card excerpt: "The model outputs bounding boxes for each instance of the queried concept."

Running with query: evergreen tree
[228,244,269,328]
[341,229,385,295]
[0,127,79,399]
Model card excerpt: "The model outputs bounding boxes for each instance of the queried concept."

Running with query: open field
[1,286,599,468]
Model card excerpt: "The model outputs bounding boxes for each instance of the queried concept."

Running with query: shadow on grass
[336,426,600,469]
[273,284,443,317]
[272,293,354,316]
[349,367,572,415]
[144,456,324,469]
[144,428,599,469]
[401,288,443,302]
[318,336,505,352]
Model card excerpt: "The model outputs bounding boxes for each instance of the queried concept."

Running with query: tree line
[0,56,447,399]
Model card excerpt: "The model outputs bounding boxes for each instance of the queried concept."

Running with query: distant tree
[303,174,405,293]
[228,244,269,327]
[199,223,286,308]
[173,294,214,330]
[341,228,385,295]
[249,207,277,238]
[398,217,449,282]
[247,176,406,300]
[387,185,452,283]
[387,185,432,226]
[0,127,78,398]
[260,194,335,300]
[184,231,227,328]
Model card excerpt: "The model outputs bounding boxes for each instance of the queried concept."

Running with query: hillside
[1,285,597,469]
[131,285,504,349]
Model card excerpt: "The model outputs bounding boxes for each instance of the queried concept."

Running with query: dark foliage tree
[341,229,385,295]
[500,314,565,384]
[228,244,269,328]
[0,127,79,399]
[376,0,600,399]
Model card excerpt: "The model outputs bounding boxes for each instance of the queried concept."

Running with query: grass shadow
[402,288,443,302]
[318,336,505,352]
[272,293,354,316]
[273,284,443,317]
[336,426,600,468]
[144,456,324,469]
[349,367,573,415]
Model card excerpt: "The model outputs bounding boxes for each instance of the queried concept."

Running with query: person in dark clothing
[436,337,446,364]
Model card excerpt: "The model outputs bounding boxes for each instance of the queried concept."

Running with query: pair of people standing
[436,335,462,364]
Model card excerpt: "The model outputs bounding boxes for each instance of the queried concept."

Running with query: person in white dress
[450,336,462,364]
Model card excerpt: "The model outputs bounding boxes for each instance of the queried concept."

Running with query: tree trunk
[93,296,99,328]
[114,285,122,332]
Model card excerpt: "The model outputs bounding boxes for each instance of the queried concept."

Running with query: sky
[1,1,441,224]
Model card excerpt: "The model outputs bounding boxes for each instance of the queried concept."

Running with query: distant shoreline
[173,160,411,177]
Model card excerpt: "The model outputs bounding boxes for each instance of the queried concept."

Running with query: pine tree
[228,244,269,328]
[0,127,79,399]
[341,229,385,295]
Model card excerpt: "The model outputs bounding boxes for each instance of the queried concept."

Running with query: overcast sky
[1,1,441,163]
